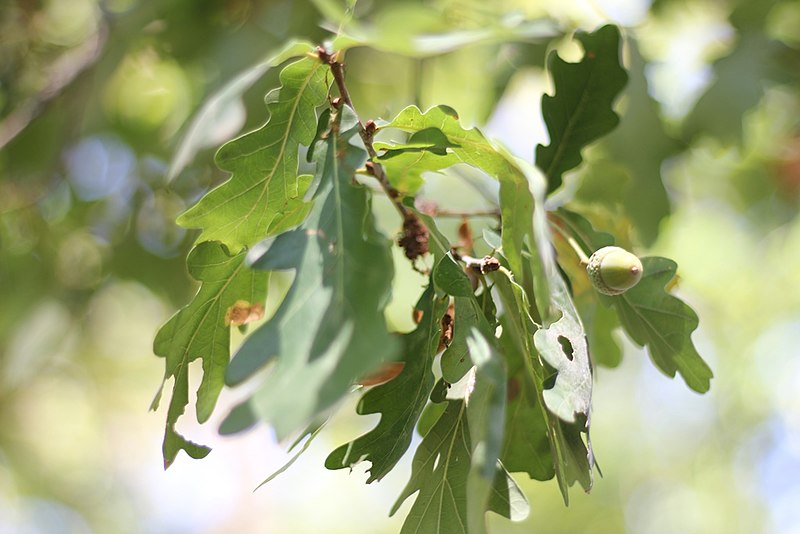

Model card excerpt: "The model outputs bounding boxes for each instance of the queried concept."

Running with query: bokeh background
[2,0,800,532]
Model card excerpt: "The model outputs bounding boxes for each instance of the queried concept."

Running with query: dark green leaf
[222,106,399,439]
[392,400,471,533]
[434,253,475,298]
[325,286,448,482]
[152,241,267,467]
[178,56,330,251]
[555,210,712,392]
[536,25,628,194]
[605,257,713,393]
[441,297,483,384]
[418,400,447,438]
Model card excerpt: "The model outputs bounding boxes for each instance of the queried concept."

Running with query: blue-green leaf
[222,106,398,439]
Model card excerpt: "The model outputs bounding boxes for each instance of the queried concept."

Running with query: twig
[549,217,590,265]
[317,46,429,261]
[450,250,501,274]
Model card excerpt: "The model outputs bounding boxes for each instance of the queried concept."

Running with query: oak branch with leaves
[152,24,712,533]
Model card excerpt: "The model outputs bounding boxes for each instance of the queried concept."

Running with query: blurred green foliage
[2,0,800,532]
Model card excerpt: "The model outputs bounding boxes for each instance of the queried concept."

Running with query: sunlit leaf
[378,105,534,283]
[177,56,330,251]
[222,106,398,438]
[152,241,268,467]
[168,40,316,180]
[536,25,628,194]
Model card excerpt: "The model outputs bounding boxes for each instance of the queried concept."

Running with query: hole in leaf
[557,335,574,361]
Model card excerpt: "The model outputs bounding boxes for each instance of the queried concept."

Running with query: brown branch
[317,46,429,261]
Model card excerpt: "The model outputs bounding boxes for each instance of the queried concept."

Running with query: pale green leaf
[178,56,330,251]
[152,241,268,467]
[222,106,398,439]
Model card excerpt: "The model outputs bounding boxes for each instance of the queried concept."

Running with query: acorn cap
[587,246,643,296]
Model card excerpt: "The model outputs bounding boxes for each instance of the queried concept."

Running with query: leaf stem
[318,48,407,219]
[549,219,590,265]
[317,46,430,261]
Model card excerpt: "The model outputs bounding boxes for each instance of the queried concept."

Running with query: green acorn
[587,246,643,296]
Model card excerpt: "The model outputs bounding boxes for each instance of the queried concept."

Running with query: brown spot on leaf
[412,307,424,324]
[224,300,265,327]
[357,362,405,386]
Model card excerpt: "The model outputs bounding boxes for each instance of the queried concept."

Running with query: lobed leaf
[606,258,713,393]
[152,241,268,467]
[535,25,628,194]
[555,209,712,392]
[222,106,398,439]
[392,397,527,534]
[325,285,449,482]
[177,56,330,251]
[167,40,316,181]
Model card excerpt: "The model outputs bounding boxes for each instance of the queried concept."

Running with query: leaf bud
[587,246,643,296]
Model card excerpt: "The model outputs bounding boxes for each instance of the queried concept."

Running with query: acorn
[587,246,643,296]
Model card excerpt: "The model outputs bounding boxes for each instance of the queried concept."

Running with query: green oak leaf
[584,299,623,368]
[536,24,628,194]
[392,400,528,534]
[500,370,554,482]
[554,209,712,392]
[168,40,316,180]
[151,241,268,468]
[325,285,448,482]
[441,296,484,384]
[178,56,330,251]
[222,106,399,439]
[605,257,713,393]
[391,400,472,533]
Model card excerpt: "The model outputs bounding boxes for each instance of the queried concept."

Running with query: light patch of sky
[637,2,735,120]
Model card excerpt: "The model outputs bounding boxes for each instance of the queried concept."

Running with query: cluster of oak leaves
[151,25,713,532]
